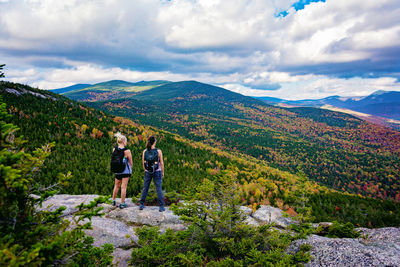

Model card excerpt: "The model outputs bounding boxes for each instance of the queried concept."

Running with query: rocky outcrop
[288,227,400,266]
[107,205,184,230]
[5,87,57,100]
[39,195,400,267]
[85,217,137,248]
[39,195,188,266]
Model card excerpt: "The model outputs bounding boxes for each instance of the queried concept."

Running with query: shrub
[130,171,312,266]
[315,221,361,238]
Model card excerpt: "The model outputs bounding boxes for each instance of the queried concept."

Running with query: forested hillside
[60,80,169,102]
[86,81,400,202]
[1,80,400,228]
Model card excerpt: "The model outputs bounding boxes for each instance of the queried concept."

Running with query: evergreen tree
[0,97,113,266]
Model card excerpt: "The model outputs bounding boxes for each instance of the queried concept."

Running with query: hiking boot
[111,200,116,206]
[159,207,165,212]
[139,204,144,210]
[119,202,127,209]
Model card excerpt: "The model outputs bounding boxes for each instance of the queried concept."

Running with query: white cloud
[1,0,400,99]
[0,0,163,59]
[277,0,400,66]
[158,0,276,50]
[351,25,400,50]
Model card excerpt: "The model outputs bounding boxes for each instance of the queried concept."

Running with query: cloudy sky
[1,0,400,99]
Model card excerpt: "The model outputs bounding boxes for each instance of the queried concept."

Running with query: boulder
[244,216,259,226]
[252,205,293,228]
[38,194,100,215]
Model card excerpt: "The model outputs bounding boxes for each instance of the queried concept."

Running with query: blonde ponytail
[114,132,127,144]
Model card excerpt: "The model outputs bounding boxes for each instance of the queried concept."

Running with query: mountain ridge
[53,79,171,102]
[133,80,262,104]
[54,80,400,124]
[51,83,91,94]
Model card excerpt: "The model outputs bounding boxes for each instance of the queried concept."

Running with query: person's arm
[125,149,133,167]
[142,150,146,172]
[158,149,164,177]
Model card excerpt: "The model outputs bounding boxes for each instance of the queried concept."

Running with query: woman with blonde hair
[111,132,132,209]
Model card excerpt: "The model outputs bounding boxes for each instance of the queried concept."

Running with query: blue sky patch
[276,0,326,17]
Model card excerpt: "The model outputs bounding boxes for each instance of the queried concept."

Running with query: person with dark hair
[139,135,165,212]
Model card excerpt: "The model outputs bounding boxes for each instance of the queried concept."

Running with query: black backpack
[144,149,159,173]
[110,147,127,173]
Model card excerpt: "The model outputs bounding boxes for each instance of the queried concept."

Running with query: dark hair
[146,136,156,150]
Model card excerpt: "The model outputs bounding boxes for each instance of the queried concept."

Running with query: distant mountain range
[257,91,400,126]
[53,80,400,129]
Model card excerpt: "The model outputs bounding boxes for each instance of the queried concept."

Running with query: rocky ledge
[40,195,400,266]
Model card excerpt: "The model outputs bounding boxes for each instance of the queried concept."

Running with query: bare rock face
[38,194,100,215]
[39,195,400,267]
[288,228,400,267]
[39,195,187,266]
[5,87,56,100]
[113,248,132,267]
[85,217,138,248]
[357,227,400,244]
[107,205,183,226]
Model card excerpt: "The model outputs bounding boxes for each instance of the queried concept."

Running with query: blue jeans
[139,171,164,207]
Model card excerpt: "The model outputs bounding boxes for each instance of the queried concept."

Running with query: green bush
[130,171,312,266]
[315,221,361,238]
